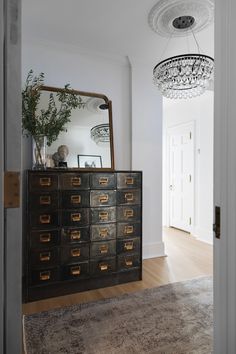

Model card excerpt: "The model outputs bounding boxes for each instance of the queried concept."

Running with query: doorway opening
[162,91,214,262]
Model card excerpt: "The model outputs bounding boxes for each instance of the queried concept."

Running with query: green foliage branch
[22,69,85,147]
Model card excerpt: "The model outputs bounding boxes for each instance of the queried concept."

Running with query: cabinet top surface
[27,170,142,174]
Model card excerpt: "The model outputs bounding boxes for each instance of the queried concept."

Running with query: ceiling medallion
[148,0,214,37]
[91,124,110,144]
[86,97,107,113]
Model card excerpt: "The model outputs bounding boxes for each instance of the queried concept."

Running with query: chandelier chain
[158,29,175,64]
[191,29,202,54]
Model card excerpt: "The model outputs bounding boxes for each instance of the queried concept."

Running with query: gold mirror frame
[40,85,115,171]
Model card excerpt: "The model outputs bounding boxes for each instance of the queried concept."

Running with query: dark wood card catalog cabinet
[24,170,142,302]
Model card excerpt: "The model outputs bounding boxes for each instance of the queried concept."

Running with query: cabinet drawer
[117,222,141,238]
[61,227,90,243]
[30,229,60,248]
[60,173,89,190]
[61,244,89,264]
[90,257,116,276]
[117,238,140,254]
[30,212,59,228]
[61,209,89,226]
[29,191,59,210]
[117,206,141,222]
[91,207,116,224]
[29,174,58,191]
[61,190,90,208]
[91,223,116,241]
[90,173,116,189]
[116,190,141,205]
[117,173,141,189]
[30,267,60,285]
[117,254,140,271]
[90,240,116,259]
[30,247,59,267]
[90,190,116,207]
[62,262,89,280]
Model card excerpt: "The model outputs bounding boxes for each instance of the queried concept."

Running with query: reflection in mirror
[37,87,114,169]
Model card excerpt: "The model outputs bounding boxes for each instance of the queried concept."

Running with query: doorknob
[169,185,173,190]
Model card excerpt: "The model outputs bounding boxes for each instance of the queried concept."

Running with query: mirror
[37,86,114,170]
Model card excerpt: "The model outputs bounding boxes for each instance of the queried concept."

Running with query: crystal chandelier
[153,53,214,99]
[152,15,214,99]
[91,124,110,144]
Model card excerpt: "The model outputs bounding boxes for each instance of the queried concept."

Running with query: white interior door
[168,122,194,232]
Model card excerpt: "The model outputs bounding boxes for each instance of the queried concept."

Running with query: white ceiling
[22,0,214,66]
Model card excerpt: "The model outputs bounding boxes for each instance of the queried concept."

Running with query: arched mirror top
[38,86,115,171]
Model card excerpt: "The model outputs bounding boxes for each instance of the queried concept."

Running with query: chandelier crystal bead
[90,124,110,144]
[153,54,214,99]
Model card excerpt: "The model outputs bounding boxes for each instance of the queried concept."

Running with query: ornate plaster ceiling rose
[148,0,214,37]
[86,97,106,114]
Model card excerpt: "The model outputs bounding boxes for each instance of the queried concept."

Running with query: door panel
[168,122,194,232]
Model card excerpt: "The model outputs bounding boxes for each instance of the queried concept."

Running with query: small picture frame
[78,154,102,168]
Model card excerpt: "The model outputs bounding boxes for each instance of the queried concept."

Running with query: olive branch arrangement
[22,70,85,165]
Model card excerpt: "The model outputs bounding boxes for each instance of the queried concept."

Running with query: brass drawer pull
[71,195,81,204]
[71,213,81,222]
[39,233,51,243]
[70,230,81,241]
[70,266,81,276]
[40,195,51,205]
[39,177,51,187]
[125,193,134,202]
[99,228,108,238]
[71,177,81,186]
[71,248,81,257]
[99,244,108,254]
[124,225,134,235]
[99,177,109,185]
[125,177,134,185]
[124,241,134,251]
[124,209,134,218]
[99,194,109,203]
[40,252,51,262]
[125,259,133,267]
[99,211,109,221]
[99,263,108,271]
[40,271,50,281]
[39,214,51,224]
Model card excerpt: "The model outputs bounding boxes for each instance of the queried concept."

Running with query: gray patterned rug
[23,276,213,354]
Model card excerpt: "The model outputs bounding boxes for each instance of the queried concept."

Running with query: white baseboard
[143,241,166,259]
[191,227,213,245]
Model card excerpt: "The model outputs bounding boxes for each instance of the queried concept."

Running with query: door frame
[165,121,195,233]
[0,0,22,353]
[0,0,4,350]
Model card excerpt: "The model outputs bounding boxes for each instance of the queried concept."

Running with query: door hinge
[189,174,192,182]
[189,217,192,225]
[213,206,221,239]
[4,171,20,208]
[190,131,192,139]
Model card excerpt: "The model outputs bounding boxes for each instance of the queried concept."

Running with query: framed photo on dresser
[78,154,102,168]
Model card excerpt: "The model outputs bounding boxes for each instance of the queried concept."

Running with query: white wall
[131,59,165,258]
[22,40,165,258]
[163,91,214,244]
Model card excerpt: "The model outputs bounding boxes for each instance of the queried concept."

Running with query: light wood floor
[23,227,213,315]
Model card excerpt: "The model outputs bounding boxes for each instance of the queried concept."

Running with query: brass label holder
[4,171,20,208]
